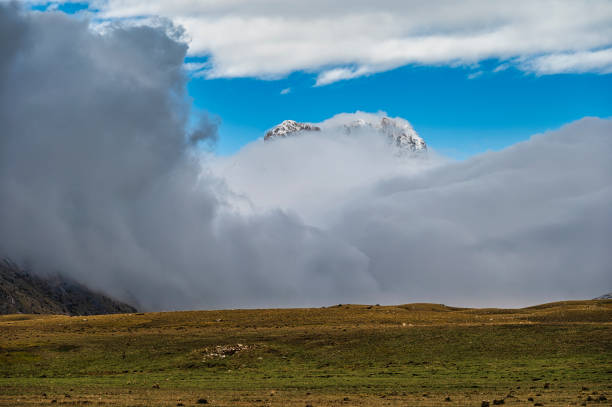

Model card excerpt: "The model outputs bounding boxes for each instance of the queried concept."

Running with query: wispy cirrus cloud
[522,48,612,75]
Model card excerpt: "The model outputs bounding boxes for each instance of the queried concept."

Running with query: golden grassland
[1,300,611,406]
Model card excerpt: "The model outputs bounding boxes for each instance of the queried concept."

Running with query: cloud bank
[0,4,378,310]
[46,0,612,84]
[1,4,610,310]
[212,116,612,306]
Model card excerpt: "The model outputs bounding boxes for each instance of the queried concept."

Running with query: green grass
[1,301,611,406]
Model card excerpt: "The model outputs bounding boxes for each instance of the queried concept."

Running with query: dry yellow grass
[1,300,611,406]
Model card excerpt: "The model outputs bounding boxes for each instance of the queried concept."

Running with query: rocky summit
[264,115,427,152]
[264,120,321,141]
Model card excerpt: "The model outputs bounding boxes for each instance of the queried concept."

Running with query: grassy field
[1,300,611,406]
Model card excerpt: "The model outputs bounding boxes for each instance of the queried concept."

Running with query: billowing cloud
[23,0,611,84]
[212,116,612,306]
[1,4,610,311]
[0,4,379,311]
[329,118,612,306]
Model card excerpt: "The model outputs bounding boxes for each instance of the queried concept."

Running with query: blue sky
[190,62,612,158]
[31,1,612,159]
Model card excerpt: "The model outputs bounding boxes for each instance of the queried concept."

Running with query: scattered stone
[528,397,534,401]
[598,395,607,401]
[343,397,350,401]
[200,343,251,359]
[493,399,505,405]
[152,384,160,389]
[177,404,184,406]
[481,401,490,407]
[581,386,589,391]
[587,396,593,401]
[543,383,550,389]
[51,401,57,404]
[534,403,543,406]
[444,396,452,402]
[196,399,208,404]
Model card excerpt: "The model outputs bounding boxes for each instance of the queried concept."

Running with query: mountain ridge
[0,259,136,315]
[264,114,427,152]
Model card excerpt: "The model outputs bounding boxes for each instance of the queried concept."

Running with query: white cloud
[11,0,612,84]
[523,48,612,75]
[210,112,444,226]
[88,0,612,84]
[280,87,291,94]
[315,66,374,86]
[210,115,612,306]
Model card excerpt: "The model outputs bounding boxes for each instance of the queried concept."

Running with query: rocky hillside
[0,259,136,315]
[594,293,612,300]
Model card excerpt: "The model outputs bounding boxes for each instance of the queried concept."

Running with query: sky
[0,1,611,310]
[13,0,612,158]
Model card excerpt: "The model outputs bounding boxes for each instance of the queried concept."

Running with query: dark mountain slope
[0,259,136,315]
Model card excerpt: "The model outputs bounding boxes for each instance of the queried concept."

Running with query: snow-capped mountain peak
[264,114,426,152]
[264,120,321,141]
[339,116,426,151]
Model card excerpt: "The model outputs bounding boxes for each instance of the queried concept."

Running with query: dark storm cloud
[0,4,376,310]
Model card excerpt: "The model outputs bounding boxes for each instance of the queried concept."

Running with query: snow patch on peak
[264,120,321,141]
[321,112,427,152]
[264,112,427,152]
